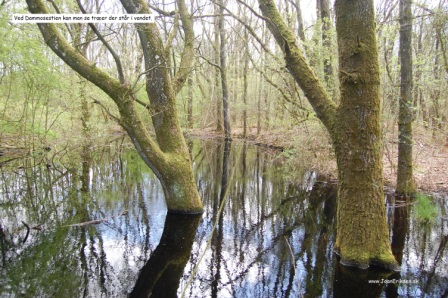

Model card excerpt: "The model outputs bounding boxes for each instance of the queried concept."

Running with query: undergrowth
[413,194,439,224]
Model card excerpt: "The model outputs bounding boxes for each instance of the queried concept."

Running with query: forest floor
[189,125,448,194]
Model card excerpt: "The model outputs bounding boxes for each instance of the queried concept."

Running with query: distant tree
[26,0,203,213]
[316,0,335,95]
[257,0,399,269]
[396,0,415,196]
[217,0,231,139]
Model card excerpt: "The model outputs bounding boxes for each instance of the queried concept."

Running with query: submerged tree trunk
[258,0,399,270]
[332,0,398,270]
[26,0,203,214]
[396,0,415,196]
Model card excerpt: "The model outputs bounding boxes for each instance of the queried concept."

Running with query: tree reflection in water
[0,139,447,297]
[130,213,201,298]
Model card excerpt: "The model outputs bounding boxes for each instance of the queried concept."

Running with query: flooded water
[0,138,447,297]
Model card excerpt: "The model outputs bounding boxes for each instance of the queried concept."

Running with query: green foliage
[1,4,121,153]
[413,193,439,224]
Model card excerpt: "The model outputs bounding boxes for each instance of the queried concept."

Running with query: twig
[64,210,128,228]
[131,63,162,91]
[92,98,120,122]
[77,0,125,84]
[21,221,30,244]
[284,236,303,298]
[65,219,107,227]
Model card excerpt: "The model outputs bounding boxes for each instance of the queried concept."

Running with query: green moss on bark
[27,0,204,214]
[259,0,398,270]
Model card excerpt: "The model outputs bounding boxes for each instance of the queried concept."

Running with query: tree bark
[294,0,306,42]
[317,0,335,96]
[188,74,194,129]
[258,0,399,270]
[26,0,203,214]
[218,0,231,139]
[242,32,249,138]
[396,0,415,196]
[214,3,223,132]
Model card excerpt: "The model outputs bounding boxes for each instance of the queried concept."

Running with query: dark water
[0,139,447,297]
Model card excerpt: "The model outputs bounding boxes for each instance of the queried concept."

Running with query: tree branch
[92,98,120,122]
[27,0,168,173]
[171,0,195,94]
[214,0,280,63]
[198,51,221,70]
[147,3,176,17]
[248,52,310,116]
[26,0,127,102]
[76,0,126,84]
[258,0,336,132]
[164,11,179,73]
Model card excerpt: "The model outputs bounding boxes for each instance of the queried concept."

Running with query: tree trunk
[26,0,203,214]
[218,0,231,139]
[294,0,306,42]
[317,0,335,96]
[396,0,415,196]
[258,0,399,270]
[332,0,398,270]
[214,3,223,132]
[188,74,194,129]
[242,33,249,138]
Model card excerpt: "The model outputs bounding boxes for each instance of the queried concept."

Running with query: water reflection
[130,213,201,298]
[333,263,392,297]
[0,139,447,297]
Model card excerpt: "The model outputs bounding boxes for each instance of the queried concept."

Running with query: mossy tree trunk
[396,0,415,196]
[26,0,203,214]
[258,0,399,270]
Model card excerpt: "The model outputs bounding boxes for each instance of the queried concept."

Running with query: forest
[0,0,447,297]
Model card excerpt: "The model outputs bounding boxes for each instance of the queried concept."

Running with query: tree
[217,0,232,139]
[396,0,415,196]
[257,0,399,269]
[26,0,203,214]
[317,0,335,95]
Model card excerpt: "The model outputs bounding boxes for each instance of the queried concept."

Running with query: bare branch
[92,98,120,122]
[131,63,163,90]
[164,11,179,70]
[148,3,176,17]
[258,0,336,131]
[26,0,128,102]
[235,0,269,23]
[213,0,280,63]
[77,0,126,84]
[171,0,195,94]
[198,50,222,70]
